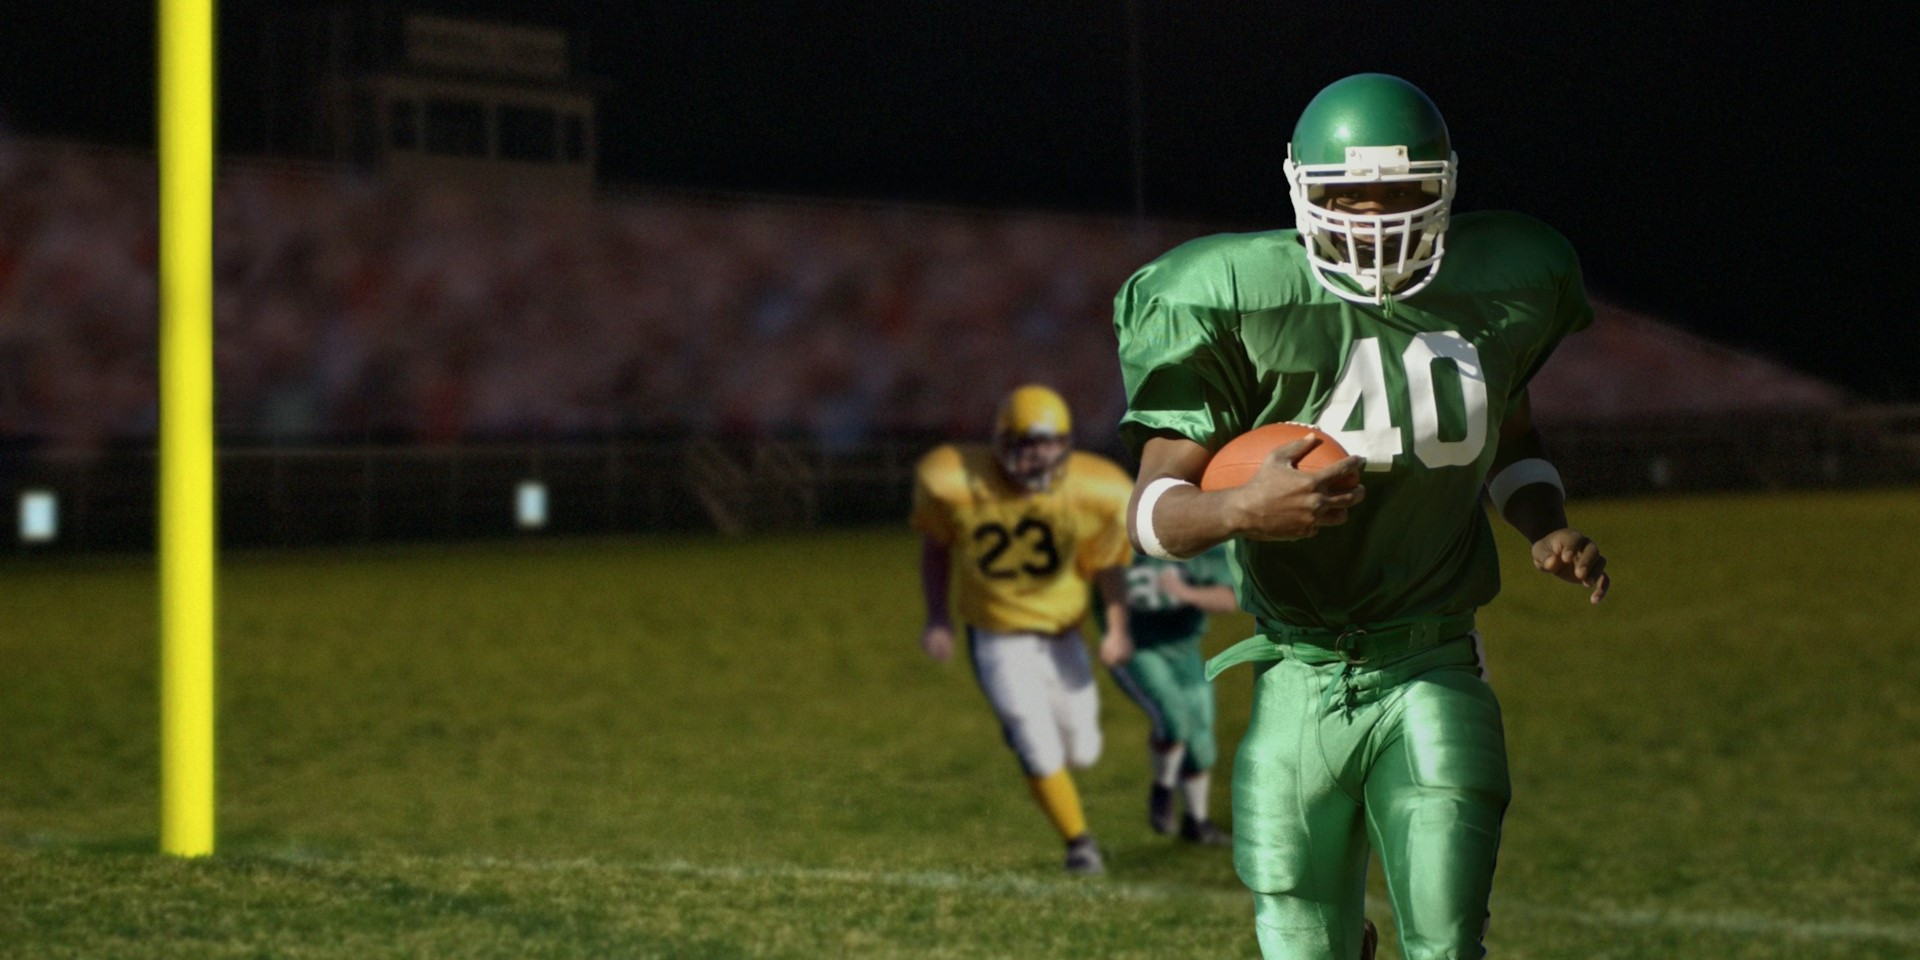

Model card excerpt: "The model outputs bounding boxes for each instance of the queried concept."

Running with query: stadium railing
[4,407,1918,553]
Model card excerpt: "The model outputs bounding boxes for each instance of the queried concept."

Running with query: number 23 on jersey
[972,518,1061,580]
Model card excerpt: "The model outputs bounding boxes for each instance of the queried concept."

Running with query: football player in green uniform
[1098,544,1237,845]
[1112,73,1610,960]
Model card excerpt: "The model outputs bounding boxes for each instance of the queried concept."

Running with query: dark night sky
[6,1,1917,402]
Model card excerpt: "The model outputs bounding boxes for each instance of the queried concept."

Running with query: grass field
[4,488,1919,958]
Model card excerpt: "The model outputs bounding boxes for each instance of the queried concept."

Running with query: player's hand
[920,623,955,663]
[1099,629,1134,667]
[1531,527,1610,604]
[1157,569,1194,603]
[1225,438,1365,541]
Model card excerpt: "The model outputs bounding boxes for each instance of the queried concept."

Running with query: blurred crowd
[0,138,1214,452]
[0,139,1846,456]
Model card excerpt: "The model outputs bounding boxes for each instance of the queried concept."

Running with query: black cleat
[1178,814,1231,846]
[1360,917,1379,960]
[1149,783,1177,835]
[1064,834,1106,875]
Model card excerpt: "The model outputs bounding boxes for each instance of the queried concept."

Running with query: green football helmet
[1284,73,1457,304]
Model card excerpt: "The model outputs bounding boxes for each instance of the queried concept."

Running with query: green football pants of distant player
[1110,636,1216,772]
[1229,637,1509,960]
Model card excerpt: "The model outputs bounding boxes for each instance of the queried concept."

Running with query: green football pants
[1229,636,1509,960]
[1110,636,1217,772]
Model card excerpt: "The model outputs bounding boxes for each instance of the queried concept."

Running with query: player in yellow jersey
[911,384,1136,875]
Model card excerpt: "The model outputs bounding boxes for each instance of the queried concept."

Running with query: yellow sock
[1026,768,1088,840]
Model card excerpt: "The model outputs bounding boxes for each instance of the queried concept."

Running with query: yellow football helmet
[992,385,1073,493]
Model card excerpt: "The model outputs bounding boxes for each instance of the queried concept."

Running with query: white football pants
[967,628,1103,777]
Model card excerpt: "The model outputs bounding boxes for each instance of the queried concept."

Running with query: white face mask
[994,433,1069,493]
[1285,145,1457,304]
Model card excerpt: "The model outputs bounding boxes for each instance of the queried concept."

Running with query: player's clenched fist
[1224,439,1366,541]
[920,623,955,663]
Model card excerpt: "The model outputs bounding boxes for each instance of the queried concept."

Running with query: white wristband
[1486,458,1564,515]
[1135,477,1196,561]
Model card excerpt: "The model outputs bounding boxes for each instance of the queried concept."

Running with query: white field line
[1500,901,1920,946]
[445,854,1231,903]
[426,854,1920,947]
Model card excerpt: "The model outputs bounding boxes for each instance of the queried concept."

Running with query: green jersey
[1095,544,1234,646]
[1113,211,1592,630]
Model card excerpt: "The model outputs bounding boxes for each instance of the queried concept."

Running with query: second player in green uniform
[1101,545,1236,844]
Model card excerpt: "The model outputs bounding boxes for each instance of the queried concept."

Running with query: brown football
[1199,421,1360,492]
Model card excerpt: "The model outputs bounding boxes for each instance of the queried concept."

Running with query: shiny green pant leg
[1114,639,1217,771]
[1234,658,1372,960]
[1233,644,1508,960]
[1363,664,1510,960]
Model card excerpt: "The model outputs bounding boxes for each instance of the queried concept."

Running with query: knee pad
[1000,717,1064,777]
[1065,724,1102,769]
[1252,893,1355,958]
